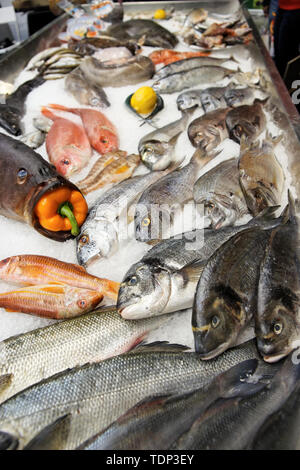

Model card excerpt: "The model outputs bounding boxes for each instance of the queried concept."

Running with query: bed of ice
[0,8,295,347]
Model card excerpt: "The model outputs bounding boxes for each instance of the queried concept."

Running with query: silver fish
[0,306,167,405]
[177,85,232,113]
[193,158,249,229]
[65,67,110,108]
[155,57,236,81]
[0,340,260,450]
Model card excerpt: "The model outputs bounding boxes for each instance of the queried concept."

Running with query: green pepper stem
[58,202,79,237]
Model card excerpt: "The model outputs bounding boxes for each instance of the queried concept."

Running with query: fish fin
[24,414,72,451]
[131,341,190,354]
[41,106,56,121]
[47,103,72,113]
[39,285,66,294]
[0,431,18,450]
[5,308,19,313]
[0,373,13,394]
[180,261,205,283]
[249,205,280,223]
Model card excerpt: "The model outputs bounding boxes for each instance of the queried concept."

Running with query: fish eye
[78,299,87,309]
[273,322,283,335]
[100,138,108,144]
[128,276,138,286]
[142,217,151,227]
[79,234,89,245]
[61,159,70,166]
[235,125,243,135]
[17,168,28,184]
[211,315,220,328]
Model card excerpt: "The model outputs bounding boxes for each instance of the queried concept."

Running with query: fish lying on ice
[65,67,110,108]
[225,98,267,144]
[0,340,260,450]
[188,107,231,153]
[153,56,236,79]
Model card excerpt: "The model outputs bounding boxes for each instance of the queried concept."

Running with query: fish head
[191,124,224,153]
[69,286,104,314]
[76,219,118,266]
[225,88,253,107]
[140,140,171,171]
[229,119,258,144]
[202,194,238,229]
[256,293,300,363]
[96,129,119,154]
[54,146,86,177]
[177,92,201,111]
[117,263,171,319]
[192,284,247,359]
[200,92,221,113]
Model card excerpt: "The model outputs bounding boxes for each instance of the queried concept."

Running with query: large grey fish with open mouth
[255,194,300,363]
[76,169,173,266]
[153,65,234,94]
[173,355,300,450]
[225,98,267,143]
[192,225,274,360]
[118,208,283,320]
[188,107,231,153]
[0,306,168,405]
[193,157,249,229]
[0,340,261,450]
[77,359,264,450]
[238,134,285,217]
[138,108,194,171]
[106,19,178,48]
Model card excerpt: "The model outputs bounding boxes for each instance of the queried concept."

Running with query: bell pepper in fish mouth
[0,132,88,241]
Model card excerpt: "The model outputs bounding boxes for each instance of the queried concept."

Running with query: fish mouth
[263,349,291,363]
[196,341,231,360]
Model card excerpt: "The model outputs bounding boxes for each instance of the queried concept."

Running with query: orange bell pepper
[34,187,88,236]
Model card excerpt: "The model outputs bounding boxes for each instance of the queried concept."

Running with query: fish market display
[255,197,300,362]
[0,340,260,450]
[193,158,249,229]
[80,55,155,88]
[0,306,168,404]
[238,134,285,216]
[0,0,300,452]
[0,133,87,241]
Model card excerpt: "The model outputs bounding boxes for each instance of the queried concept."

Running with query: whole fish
[154,56,235,80]
[68,37,141,56]
[177,85,232,112]
[192,226,274,359]
[0,76,45,136]
[107,19,178,48]
[152,66,234,94]
[188,107,231,153]
[225,99,267,143]
[0,283,103,319]
[134,148,213,243]
[255,196,300,363]
[41,107,92,177]
[193,158,249,229]
[76,170,172,265]
[238,134,285,216]
[117,208,282,319]
[0,133,84,242]
[138,109,193,171]
[78,359,264,450]
[149,49,211,66]
[252,383,300,450]
[45,104,119,155]
[0,306,168,404]
[0,340,260,450]
[65,67,110,108]
[0,254,119,300]
[80,55,154,88]
[174,356,300,450]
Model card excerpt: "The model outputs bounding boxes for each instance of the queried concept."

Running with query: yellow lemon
[130,86,157,115]
[154,8,166,20]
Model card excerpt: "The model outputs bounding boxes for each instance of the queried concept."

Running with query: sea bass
[255,195,300,363]
[44,104,119,155]
[154,56,236,80]
[0,306,169,404]
[0,283,103,319]
[193,158,249,229]
[41,107,92,177]
[192,226,274,359]
[0,340,260,450]
[78,359,264,450]
[238,134,285,216]
[0,254,119,300]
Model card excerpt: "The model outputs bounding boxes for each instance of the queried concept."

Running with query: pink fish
[46,103,119,154]
[41,106,92,177]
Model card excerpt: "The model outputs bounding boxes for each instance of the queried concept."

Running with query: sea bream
[225,99,267,143]
[117,208,284,319]
[255,195,300,363]
[193,157,249,229]
[0,340,261,450]
[188,107,231,153]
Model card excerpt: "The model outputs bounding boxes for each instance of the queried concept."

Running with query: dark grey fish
[255,195,300,363]
[107,19,178,49]
[192,226,274,359]
[77,359,264,450]
[173,355,300,450]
